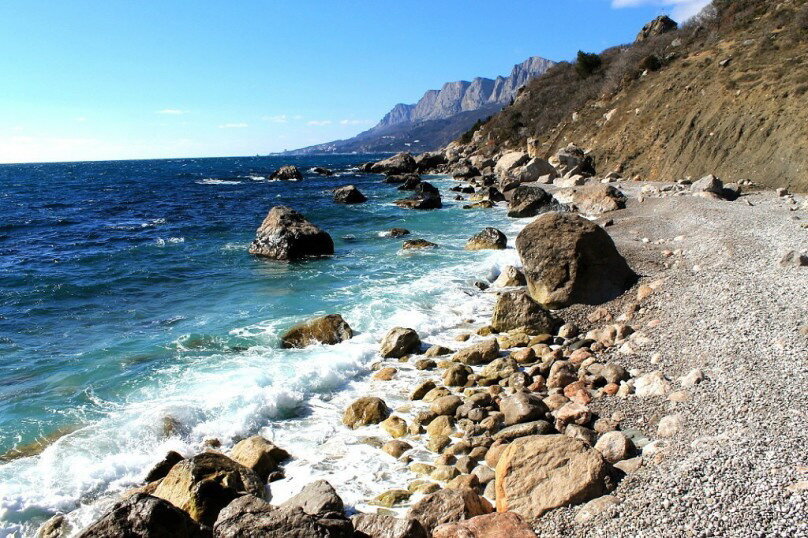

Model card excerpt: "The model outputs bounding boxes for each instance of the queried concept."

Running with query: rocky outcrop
[636,15,677,42]
[491,291,559,333]
[343,397,390,429]
[333,185,367,204]
[249,206,334,261]
[515,212,636,308]
[270,165,303,181]
[352,514,428,538]
[433,512,537,538]
[380,328,421,358]
[76,494,207,538]
[280,314,353,348]
[370,153,418,175]
[152,452,264,526]
[495,435,611,519]
[465,227,507,250]
[229,435,290,482]
[408,488,493,535]
[507,186,565,218]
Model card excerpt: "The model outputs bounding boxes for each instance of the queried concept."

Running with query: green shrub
[576,51,602,78]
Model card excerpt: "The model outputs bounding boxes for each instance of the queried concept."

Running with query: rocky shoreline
[41,146,807,537]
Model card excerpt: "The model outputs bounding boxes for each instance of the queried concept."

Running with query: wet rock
[352,513,428,538]
[281,314,353,349]
[76,493,207,538]
[386,228,411,237]
[425,345,453,358]
[249,206,334,261]
[36,514,67,538]
[380,327,421,358]
[594,431,635,463]
[343,397,390,429]
[152,452,264,526]
[373,367,397,381]
[333,185,368,204]
[494,266,527,288]
[515,212,636,308]
[408,488,493,535]
[466,228,507,251]
[433,512,537,538]
[270,165,303,181]
[230,435,290,482]
[452,339,499,366]
[383,440,413,458]
[491,291,559,333]
[381,416,408,438]
[495,435,611,518]
[312,167,333,176]
[395,183,442,210]
[144,451,184,483]
[410,380,437,400]
[507,186,565,218]
[370,489,412,508]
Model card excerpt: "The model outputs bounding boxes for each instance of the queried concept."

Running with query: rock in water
[380,327,421,358]
[152,452,265,526]
[395,182,442,210]
[229,435,290,482]
[408,488,493,535]
[515,212,636,308]
[433,512,537,538]
[507,186,565,218]
[491,291,560,333]
[351,514,428,538]
[144,450,184,482]
[495,435,611,519]
[369,153,418,175]
[343,397,390,429]
[402,239,438,250]
[333,185,368,204]
[312,167,333,176]
[249,206,334,261]
[280,314,353,348]
[270,165,303,181]
[466,227,507,250]
[76,493,207,538]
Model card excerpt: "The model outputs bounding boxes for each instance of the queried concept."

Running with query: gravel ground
[532,184,808,537]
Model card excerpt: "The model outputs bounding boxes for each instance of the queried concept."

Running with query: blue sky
[0,0,710,163]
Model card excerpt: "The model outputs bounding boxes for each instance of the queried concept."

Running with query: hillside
[284,56,554,155]
[458,0,808,191]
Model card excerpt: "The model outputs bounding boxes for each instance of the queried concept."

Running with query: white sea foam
[196,178,242,185]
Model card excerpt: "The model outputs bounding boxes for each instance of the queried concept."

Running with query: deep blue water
[0,155,521,535]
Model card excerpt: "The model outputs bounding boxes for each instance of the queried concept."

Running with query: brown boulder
[515,213,636,308]
[333,185,368,204]
[452,339,499,366]
[495,435,611,518]
[466,228,507,251]
[343,397,390,429]
[230,435,290,482]
[566,184,627,215]
[214,495,351,537]
[281,314,353,349]
[433,512,537,538]
[352,514,427,538]
[380,327,421,358]
[491,291,559,333]
[408,488,493,535]
[76,493,207,538]
[249,206,334,261]
[270,165,303,181]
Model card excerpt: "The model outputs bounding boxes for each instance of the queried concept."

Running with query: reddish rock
[433,512,537,537]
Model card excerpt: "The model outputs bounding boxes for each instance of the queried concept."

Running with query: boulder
[370,153,418,175]
[230,435,290,482]
[491,291,559,333]
[452,339,500,366]
[380,327,421,358]
[383,440,412,458]
[444,363,473,386]
[352,514,428,538]
[566,185,627,214]
[402,239,438,250]
[343,397,390,429]
[500,393,550,426]
[144,451,184,483]
[270,165,303,181]
[636,15,678,42]
[515,158,558,183]
[385,228,411,237]
[312,167,333,176]
[397,176,422,190]
[410,380,437,400]
[384,173,420,185]
[249,206,334,261]
[381,416,408,438]
[433,512,537,538]
[494,152,530,179]
[494,266,527,288]
[495,435,611,518]
[280,314,353,349]
[152,452,264,526]
[507,186,565,218]
[691,174,724,196]
[515,213,636,308]
[465,228,507,251]
[415,151,448,172]
[594,431,635,463]
[36,515,66,538]
[215,496,351,538]
[395,191,442,210]
[408,488,493,535]
[553,145,595,177]
[281,480,344,516]
[76,494,207,538]
[333,185,368,204]
[470,186,505,202]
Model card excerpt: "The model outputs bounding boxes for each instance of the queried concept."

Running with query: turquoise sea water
[0,156,522,535]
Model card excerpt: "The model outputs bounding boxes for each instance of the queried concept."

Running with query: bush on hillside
[575,51,602,78]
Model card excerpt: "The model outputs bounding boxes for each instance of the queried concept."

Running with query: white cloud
[157,108,188,115]
[339,119,372,125]
[262,114,289,123]
[306,120,332,126]
[218,123,248,129]
[611,0,712,21]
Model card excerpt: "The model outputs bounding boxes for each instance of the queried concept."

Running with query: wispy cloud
[307,120,332,126]
[263,114,289,123]
[218,122,249,129]
[339,119,372,126]
[157,108,188,115]
[611,0,712,21]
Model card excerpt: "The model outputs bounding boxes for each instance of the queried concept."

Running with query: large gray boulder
[636,15,678,42]
[270,166,303,181]
[76,494,207,538]
[380,328,421,358]
[491,291,559,333]
[515,213,636,308]
[333,185,367,204]
[281,315,353,349]
[352,514,428,538]
[281,480,344,516]
[465,228,507,250]
[408,489,493,535]
[214,495,352,538]
[370,153,418,175]
[249,206,334,261]
[507,186,565,218]
[515,158,559,183]
[494,152,530,180]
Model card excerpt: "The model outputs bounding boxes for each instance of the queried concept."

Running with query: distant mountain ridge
[283,56,555,155]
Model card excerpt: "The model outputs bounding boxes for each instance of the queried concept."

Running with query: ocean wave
[154,237,184,247]
[196,179,242,185]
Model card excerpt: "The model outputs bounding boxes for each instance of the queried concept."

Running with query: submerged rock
[385,228,411,237]
[333,185,368,204]
[249,206,334,261]
[280,314,353,348]
[515,212,636,308]
[76,493,207,538]
[270,165,303,181]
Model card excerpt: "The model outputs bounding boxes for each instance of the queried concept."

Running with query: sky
[0,0,711,163]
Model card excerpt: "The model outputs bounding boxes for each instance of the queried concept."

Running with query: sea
[0,155,524,536]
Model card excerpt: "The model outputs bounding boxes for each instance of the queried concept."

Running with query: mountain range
[283,56,555,155]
